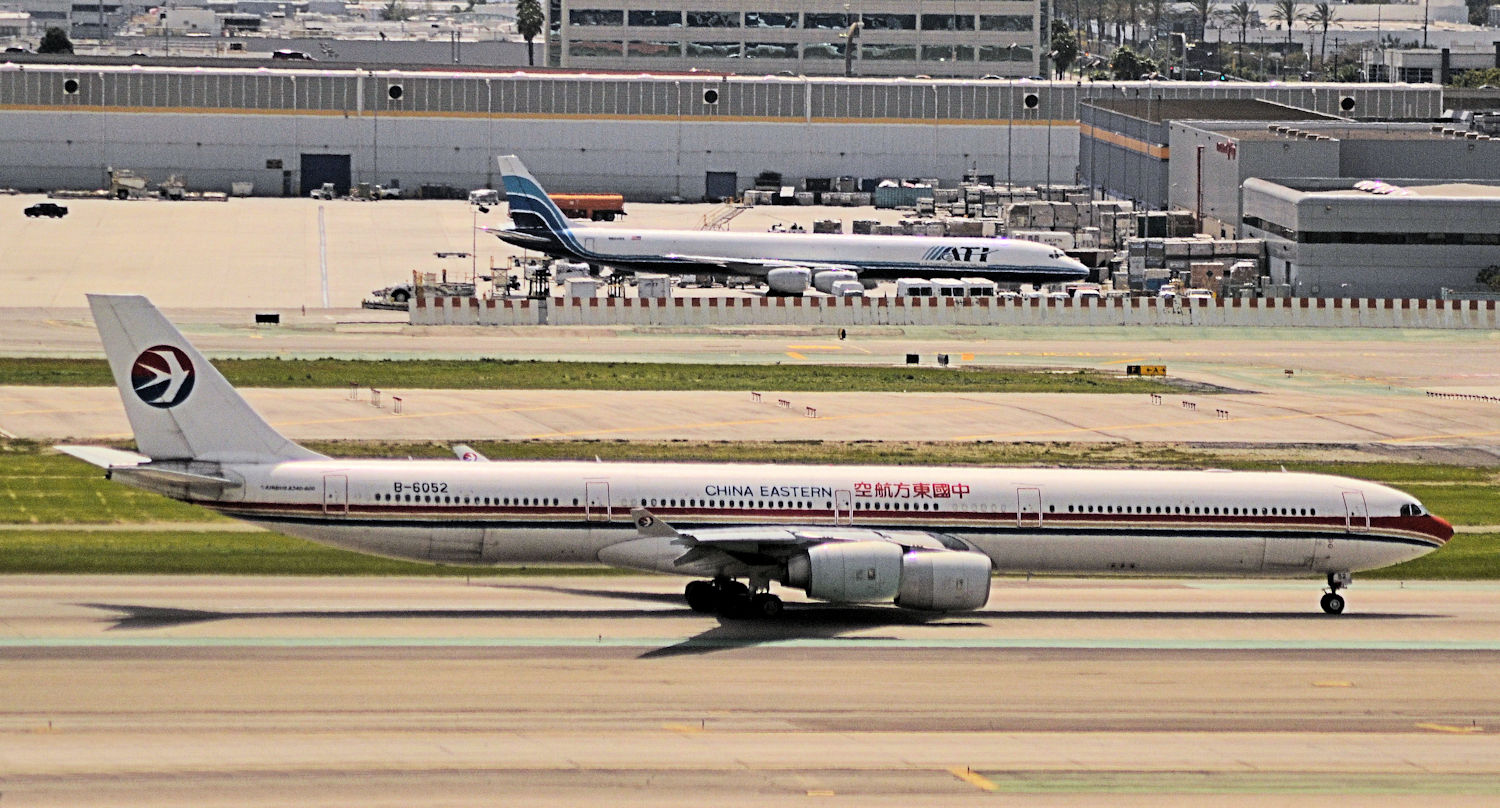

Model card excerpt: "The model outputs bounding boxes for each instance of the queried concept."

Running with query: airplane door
[833,489,853,526]
[1017,487,1042,528]
[322,474,348,515]
[585,481,611,522]
[1343,491,1369,533]
[584,237,595,256]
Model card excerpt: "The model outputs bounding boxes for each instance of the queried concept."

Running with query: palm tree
[1216,2,1255,71]
[1187,0,1218,41]
[516,0,544,67]
[1144,0,1167,41]
[1268,0,1303,47]
[1306,1,1337,69]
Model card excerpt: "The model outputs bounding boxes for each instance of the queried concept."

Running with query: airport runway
[3,575,1499,806]
[7,384,1500,449]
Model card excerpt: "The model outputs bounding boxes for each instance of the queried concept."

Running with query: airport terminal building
[546,0,1050,78]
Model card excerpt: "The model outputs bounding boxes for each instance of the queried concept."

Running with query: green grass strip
[0,530,622,576]
[0,357,1173,393]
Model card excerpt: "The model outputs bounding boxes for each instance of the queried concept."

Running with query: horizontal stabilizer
[115,465,241,490]
[55,445,150,469]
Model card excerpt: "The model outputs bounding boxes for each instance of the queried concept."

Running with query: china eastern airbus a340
[485,155,1088,295]
[62,295,1450,617]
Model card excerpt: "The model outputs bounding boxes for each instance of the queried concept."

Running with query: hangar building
[1242,178,1500,298]
[1169,121,1500,238]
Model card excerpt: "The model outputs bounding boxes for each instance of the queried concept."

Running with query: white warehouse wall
[0,110,1079,197]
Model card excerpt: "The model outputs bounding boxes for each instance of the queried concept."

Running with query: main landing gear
[1320,571,1352,615]
[684,578,784,619]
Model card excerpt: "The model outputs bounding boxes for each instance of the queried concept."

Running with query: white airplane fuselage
[504,224,1088,284]
[133,459,1450,577]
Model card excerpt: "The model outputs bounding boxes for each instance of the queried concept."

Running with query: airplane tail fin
[497,155,573,236]
[87,294,324,464]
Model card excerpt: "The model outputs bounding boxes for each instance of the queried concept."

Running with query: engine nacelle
[765,267,811,296]
[786,541,902,602]
[812,269,860,294]
[895,550,992,611]
[784,542,992,611]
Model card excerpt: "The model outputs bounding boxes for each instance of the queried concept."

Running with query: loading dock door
[705,171,737,201]
[300,153,351,196]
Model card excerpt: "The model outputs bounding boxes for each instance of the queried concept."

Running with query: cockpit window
[1400,503,1425,517]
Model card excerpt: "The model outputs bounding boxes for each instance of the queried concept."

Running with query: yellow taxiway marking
[805,790,836,797]
[661,723,705,735]
[1386,428,1500,444]
[786,345,842,351]
[1313,681,1354,688]
[785,352,808,360]
[1416,722,1484,734]
[1101,357,1149,366]
[960,353,975,361]
[947,766,999,792]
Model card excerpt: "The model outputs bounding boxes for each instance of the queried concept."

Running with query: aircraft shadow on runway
[81,583,1435,659]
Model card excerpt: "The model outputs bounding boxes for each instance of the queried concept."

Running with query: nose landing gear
[1320,572,1352,615]
[684,578,784,618]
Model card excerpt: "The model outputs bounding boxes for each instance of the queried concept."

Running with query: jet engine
[784,541,992,611]
[812,269,860,294]
[765,267,811,296]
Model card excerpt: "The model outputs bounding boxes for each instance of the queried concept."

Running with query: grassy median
[0,357,1176,394]
[3,438,1495,578]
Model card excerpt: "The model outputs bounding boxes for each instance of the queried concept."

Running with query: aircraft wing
[603,508,962,577]
[661,254,861,277]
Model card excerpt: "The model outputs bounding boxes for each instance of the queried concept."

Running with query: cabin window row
[1062,504,1316,516]
[375,494,567,506]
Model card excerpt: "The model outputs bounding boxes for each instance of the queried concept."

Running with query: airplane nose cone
[1426,514,1455,543]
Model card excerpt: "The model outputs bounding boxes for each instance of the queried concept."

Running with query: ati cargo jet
[62,295,1450,617]
[485,155,1089,295]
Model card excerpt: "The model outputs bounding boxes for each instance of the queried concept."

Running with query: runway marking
[785,352,807,360]
[526,402,1000,439]
[977,770,1500,795]
[662,723,706,735]
[954,407,1404,441]
[947,766,1000,792]
[10,637,1500,651]
[277,402,595,429]
[1416,722,1484,734]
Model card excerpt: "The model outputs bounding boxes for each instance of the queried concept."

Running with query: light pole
[1006,43,1017,188]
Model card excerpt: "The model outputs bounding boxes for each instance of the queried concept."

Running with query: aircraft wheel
[719,590,753,619]
[684,580,718,613]
[1320,592,1345,615]
[750,593,784,619]
[714,579,749,598]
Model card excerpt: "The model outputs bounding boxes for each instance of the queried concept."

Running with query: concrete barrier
[411,296,1500,329]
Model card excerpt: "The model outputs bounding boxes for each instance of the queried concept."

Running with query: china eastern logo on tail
[922,245,992,263]
[130,345,195,408]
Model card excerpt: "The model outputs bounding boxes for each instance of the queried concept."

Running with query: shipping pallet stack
[1125,236,1267,295]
